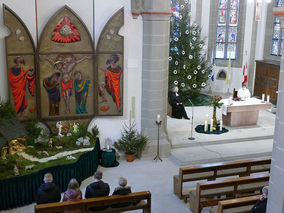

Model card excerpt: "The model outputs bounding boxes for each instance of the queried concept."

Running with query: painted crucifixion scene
[40,54,92,117]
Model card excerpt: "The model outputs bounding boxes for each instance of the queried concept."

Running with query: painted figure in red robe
[99,55,123,112]
[8,56,35,113]
[41,54,89,114]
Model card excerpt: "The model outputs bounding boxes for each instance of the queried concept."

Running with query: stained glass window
[215,0,240,59]
[271,0,283,56]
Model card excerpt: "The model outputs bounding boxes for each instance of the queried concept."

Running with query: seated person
[63,178,82,213]
[111,177,132,208]
[85,171,110,211]
[169,86,189,119]
[251,186,268,213]
[36,173,61,204]
[237,83,251,100]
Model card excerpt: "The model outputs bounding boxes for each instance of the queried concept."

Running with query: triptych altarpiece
[3,4,124,128]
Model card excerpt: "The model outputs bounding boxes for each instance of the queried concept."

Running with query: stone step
[170,139,273,166]
[171,135,274,149]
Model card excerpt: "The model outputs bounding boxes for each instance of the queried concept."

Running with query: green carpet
[183,93,211,106]
[195,124,229,135]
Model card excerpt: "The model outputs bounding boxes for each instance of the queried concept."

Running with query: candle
[106,145,110,150]
[204,121,208,132]
[262,94,265,102]
[157,114,160,123]
[205,114,209,123]
[220,120,223,131]
[210,119,213,131]
[267,95,270,103]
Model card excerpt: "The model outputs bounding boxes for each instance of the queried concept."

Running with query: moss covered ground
[0,150,91,180]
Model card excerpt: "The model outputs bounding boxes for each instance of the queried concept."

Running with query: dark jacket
[63,189,82,213]
[36,182,61,204]
[169,92,183,107]
[85,180,110,211]
[112,186,132,195]
[85,180,110,198]
[111,186,132,208]
[169,92,189,119]
[251,199,267,213]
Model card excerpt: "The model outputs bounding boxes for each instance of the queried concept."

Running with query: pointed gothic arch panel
[38,6,95,122]
[3,4,37,120]
[96,8,124,53]
[96,8,124,116]
[38,6,94,53]
[3,4,35,54]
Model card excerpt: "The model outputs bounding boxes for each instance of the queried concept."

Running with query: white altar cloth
[220,98,267,116]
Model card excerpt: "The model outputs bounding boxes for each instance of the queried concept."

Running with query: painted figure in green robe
[73,71,90,114]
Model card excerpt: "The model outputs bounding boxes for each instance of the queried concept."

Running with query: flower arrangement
[208,95,223,108]
[208,95,223,131]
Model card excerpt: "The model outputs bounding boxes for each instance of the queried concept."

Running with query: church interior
[0,0,283,212]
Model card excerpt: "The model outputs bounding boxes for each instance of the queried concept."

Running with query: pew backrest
[195,174,269,213]
[173,157,271,199]
[34,191,151,213]
[217,195,260,213]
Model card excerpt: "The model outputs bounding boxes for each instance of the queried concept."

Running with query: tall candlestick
[262,94,265,102]
[267,95,270,103]
[157,114,160,123]
[210,119,213,131]
[205,114,209,123]
[220,120,223,131]
[204,121,208,132]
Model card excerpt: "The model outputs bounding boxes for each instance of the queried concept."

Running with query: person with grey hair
[36,173,61,204]
[111,177,132,208]
[169,86,189,119]
[251,186,268,213]
[112,177,131,195]
[85,170,110,211]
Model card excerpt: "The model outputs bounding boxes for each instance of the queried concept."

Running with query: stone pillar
[140,0,172,157]
[267,7,284,213]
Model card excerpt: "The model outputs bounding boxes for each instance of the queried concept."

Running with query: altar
[221,98,271,127]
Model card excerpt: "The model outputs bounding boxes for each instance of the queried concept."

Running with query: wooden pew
[216,195,260,213]
[189,174,269,213]
[173,157,271,200]
[34,191,151,213]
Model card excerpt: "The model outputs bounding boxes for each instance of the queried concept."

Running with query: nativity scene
[0,0,283,213]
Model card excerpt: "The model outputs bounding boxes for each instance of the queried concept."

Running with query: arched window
[215,0,240,60]
[217,69,227,80]
[271,0,283,56]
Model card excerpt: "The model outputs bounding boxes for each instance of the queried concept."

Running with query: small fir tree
[114,121,148,158]
[169,0,212,98]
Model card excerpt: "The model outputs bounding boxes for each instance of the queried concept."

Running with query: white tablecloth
[220,98,265,115]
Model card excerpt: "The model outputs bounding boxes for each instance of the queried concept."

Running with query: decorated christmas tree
[169,0,212,98]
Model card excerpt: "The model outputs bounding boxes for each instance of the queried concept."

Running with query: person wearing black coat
[36,173,61,204]
[111,177,132,208]
[85,171,110,211]
[169,86,189,119]
[251,186,268,213]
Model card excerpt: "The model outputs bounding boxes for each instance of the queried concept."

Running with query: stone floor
[1,106,275,213]
[1,158,195,213]
[168,106,274,165]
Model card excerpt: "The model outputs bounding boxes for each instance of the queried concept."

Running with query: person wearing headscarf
[43,72,61,116]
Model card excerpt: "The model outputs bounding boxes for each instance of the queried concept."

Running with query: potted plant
[114,121,148,162]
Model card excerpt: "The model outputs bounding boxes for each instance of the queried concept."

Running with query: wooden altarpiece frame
[3,4,125,128]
